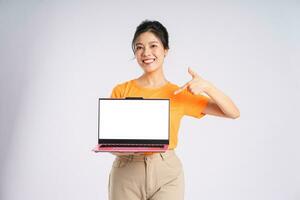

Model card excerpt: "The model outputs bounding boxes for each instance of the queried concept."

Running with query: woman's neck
[136,68,168,88]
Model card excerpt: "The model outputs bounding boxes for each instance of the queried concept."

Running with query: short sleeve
[110,84,122,98]
[181,89,209,118]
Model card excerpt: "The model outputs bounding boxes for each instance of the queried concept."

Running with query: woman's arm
[202,84,240,119]
[174,67,240,119]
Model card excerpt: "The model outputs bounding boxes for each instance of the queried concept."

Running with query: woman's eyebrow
[149,41,159,44]
[135,41,159,46]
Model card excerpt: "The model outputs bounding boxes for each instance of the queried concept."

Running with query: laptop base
[92,144,169,153]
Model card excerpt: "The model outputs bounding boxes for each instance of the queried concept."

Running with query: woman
[108,20,240,200]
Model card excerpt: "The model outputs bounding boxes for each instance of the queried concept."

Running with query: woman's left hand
[174,67,212,95]
[173,67,240,119]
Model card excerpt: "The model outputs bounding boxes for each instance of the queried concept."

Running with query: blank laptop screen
[98,99,169,140]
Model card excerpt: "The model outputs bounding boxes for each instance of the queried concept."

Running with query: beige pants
[108,150,184,200]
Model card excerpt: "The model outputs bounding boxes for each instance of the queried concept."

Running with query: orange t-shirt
[110,79,209,151]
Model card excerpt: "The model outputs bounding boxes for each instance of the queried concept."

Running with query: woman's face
[134,31,168,73]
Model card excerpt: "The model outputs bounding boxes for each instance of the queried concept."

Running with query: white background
[0,1,299,200]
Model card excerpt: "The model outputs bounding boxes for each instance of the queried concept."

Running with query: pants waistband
[117,150,175,162]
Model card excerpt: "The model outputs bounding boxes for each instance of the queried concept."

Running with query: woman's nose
[142,47,151,56]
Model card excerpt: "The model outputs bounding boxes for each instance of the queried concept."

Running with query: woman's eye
[151,45,157,48]
[136,46,142,50]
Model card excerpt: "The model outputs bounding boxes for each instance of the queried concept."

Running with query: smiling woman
[107,19,240,200]
[131,22,169,76]
[133,32,168,74]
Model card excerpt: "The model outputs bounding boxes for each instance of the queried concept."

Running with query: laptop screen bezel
[98,98,170,145]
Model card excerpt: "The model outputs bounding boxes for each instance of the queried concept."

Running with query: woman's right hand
[110,152,145,156]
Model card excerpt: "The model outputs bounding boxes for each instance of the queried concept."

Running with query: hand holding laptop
[110,152,146,156]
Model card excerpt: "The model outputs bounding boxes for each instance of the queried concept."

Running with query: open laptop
[93,97,170,152]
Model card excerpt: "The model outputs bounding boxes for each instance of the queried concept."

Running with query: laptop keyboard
[101,144,164,148]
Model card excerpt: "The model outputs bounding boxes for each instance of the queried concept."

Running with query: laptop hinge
[125,97,143,99]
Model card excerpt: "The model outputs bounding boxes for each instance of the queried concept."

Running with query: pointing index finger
[173,81,191,95]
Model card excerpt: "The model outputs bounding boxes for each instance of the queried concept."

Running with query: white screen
[99,99,169,140]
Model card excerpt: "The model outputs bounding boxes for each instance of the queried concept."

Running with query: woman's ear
[164,49,169,57]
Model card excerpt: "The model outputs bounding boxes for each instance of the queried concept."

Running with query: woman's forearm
[204,82,240,119]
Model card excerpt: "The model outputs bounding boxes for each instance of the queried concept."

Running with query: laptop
[93,97,170,152]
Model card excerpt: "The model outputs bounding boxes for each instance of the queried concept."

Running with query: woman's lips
[143,58,155,64]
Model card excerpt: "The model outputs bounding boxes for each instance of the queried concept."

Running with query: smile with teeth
[143,58,155,64]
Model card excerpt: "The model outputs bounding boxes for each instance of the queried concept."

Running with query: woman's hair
[131,20,169,53]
